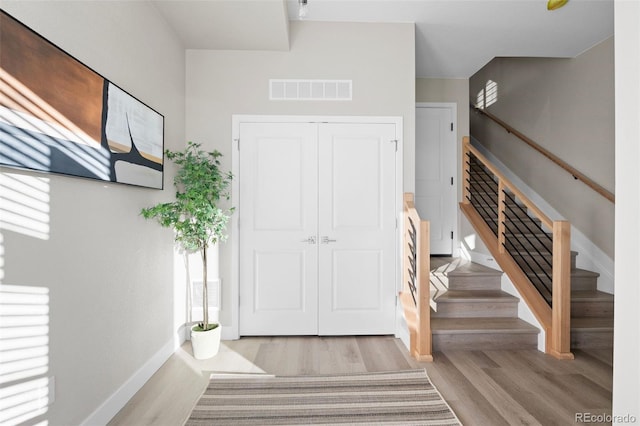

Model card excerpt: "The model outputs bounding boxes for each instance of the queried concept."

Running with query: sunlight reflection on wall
[0,172,50,240]
[0,284,50,425]
[475,80,499,110]
[0,170,52,424]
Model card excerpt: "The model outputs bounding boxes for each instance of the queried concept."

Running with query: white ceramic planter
[190,324,221,360]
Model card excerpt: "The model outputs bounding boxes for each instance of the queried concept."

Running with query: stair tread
[571,290,614,301]
[431,317,539,334]
[572,268,601,277]
[435,290,519,303]
[447,262,502,277]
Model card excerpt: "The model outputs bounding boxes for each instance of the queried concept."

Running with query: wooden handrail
[401,193,432,362]
[462,137,573,360]
[471,105,615,203]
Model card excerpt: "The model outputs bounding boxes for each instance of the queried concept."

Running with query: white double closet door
[239,121,397,336]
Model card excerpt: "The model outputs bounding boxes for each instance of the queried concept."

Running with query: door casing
[229,115,404,340]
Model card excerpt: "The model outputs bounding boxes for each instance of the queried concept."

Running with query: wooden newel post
[550,220,574,359]
[416,219,432,361]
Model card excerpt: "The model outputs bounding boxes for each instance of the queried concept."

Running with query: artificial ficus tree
[141,141,233,331]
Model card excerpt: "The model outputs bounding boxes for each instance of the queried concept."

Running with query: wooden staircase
[430,259,539,350]
[459,140,614,352]
[429,257,614,351]
[401,132,615,359]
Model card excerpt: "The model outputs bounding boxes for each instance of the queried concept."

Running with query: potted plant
[141,141,233,359]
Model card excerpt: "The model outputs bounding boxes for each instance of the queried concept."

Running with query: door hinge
[234,138,240,150]
[450,123,454,132]
[451,177,454,185]
[451,231,454,239]
[390,139,398,152]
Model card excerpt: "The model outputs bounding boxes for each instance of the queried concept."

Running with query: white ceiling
[152,0,290,51]
[151,0,614,78]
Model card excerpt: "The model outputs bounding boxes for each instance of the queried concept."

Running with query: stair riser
[433,302,518,318]
[571,276,599,292]
[571,330,613,348]
[432,333,538,351]
[571,301,615,318]
[447,276,502,291]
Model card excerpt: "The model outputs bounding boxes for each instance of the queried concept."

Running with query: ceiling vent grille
[270,79,352,101]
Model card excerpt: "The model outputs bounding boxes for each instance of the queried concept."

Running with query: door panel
[332,250,382,310]
[330,136,382,229]
[239,122,318,335]
[253,251,306,311]
[416,107,456,254]
[318,123,396,335]
[253,137,305,230]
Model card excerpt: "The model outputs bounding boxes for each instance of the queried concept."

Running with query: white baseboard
[221,325,237,341]
[395,307,411,351]
[470,138,614,294]
[80,335,181,426]
[396,329,410,353]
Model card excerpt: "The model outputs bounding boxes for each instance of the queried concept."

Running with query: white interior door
[415,106,456,255]
[239,120,397,336]
[318,123,397,335]
[239,123,319,335]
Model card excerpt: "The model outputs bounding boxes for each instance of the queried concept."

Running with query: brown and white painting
[0,11,164,189]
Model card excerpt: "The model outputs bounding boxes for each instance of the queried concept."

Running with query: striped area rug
[185,369,461,425]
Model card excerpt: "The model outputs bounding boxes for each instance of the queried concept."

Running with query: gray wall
[416,78,470,145]
[0,2,185,424]
[469,37,615,258]
[186,20,416,330]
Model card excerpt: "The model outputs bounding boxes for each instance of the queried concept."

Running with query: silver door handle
[321,236,337,244]
[301,236,317,244]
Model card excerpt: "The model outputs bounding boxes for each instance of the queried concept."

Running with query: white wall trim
[80,338,177,426]
[470,137,614,294]
[230,115,404,339]
[395,307,411,351]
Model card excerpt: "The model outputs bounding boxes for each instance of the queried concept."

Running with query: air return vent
[270,79,352,101]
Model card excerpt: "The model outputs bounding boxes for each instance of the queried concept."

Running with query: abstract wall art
[0,11,164,189]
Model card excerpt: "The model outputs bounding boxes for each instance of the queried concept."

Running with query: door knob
[321,236,337,244]
[301,236,317,244]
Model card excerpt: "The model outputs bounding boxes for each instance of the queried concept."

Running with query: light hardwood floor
[108,336,612,426]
